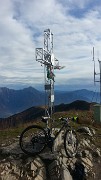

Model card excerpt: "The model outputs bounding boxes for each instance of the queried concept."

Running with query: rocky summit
[0,126,101,180]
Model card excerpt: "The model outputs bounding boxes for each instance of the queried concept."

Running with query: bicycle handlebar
[59,117,78,123]
[41,116,78,124]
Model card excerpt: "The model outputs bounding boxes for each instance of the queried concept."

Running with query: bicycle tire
[64,129,78,158]
[19,125,47,156]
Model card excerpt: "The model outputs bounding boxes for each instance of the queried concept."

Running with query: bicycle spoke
[64,130,78,157]
[20,126,46,155]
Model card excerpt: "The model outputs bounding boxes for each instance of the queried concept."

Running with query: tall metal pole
[93,47,101,104]
[44,29,54,117]
[36,29,64,119]
[98,60,101,104]
[92,47,101,123]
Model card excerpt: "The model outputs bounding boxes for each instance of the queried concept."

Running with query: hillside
[0,100,101,179]
[0,104,101,180]
[0,86,98,118]
[0,87,45,118]
[0,100,92,129]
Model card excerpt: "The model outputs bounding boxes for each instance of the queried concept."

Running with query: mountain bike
[19,116,78,157]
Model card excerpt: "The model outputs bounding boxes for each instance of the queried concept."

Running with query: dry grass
[1,109,101,147]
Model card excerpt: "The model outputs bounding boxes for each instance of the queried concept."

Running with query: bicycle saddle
[41,116,49,123]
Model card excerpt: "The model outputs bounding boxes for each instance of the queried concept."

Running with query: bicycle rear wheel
[19,125,47,156]
[64,129,78,158]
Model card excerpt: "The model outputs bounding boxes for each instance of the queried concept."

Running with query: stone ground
[0,126,101,180]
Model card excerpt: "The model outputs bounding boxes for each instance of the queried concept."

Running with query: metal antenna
[93,47,101,104]
[36,29,64,119]
[93,47,96,84]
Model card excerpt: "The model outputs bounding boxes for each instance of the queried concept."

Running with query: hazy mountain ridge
[0,87,45,118]
[0,86,98,118]
[0,100,91,129]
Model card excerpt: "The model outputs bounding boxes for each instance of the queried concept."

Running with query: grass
[1,109,101,148]
[0,126,24,145]
[0,120,45,145]
[53,110,101,149]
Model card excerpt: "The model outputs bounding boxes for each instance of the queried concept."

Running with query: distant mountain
[55,89,99,104]
[55,100,92,112]
[0,87,45,118]
[0,100,91,129]
[55,90,90,104]
[0,87,99,118]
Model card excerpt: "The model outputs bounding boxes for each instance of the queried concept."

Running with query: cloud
[0,0,101,90]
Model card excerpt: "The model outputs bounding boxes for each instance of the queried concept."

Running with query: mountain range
[0,100,92,129]
[0,86,99,118]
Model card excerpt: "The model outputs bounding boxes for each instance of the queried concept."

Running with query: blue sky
[0,0,101,91]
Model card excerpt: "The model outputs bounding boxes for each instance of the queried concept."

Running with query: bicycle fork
[45,128,54,152]
[68,130,73,145]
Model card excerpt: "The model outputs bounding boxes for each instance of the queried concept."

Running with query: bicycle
[19,116,78,158]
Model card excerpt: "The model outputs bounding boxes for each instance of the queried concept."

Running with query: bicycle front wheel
[19,125,47,156]
[64,129,78,158]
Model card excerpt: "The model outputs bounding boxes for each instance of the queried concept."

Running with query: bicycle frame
[19,116,78,157]
[52,123,69,140]
[45,119,71,149]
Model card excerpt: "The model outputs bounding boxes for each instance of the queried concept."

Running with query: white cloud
[64,0,90,9]
[0,0,101,90]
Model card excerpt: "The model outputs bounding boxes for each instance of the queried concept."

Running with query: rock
[81,157,93,168]
[82,150,92,160]
[92,148,101,158]
[67,158,77,171]
[48,159,61,179]
[0,125,100,179]
[80,139,90,148]
[90,128,96,135]
[1,141,22,155]
[62,164,73,180]
[40,152,58,160]
[0,160,20,180]
[81,157,95,178]
[0,155,46,180]
[77,127,94,136]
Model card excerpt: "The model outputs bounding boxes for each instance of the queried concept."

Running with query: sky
[0,0,101,91]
